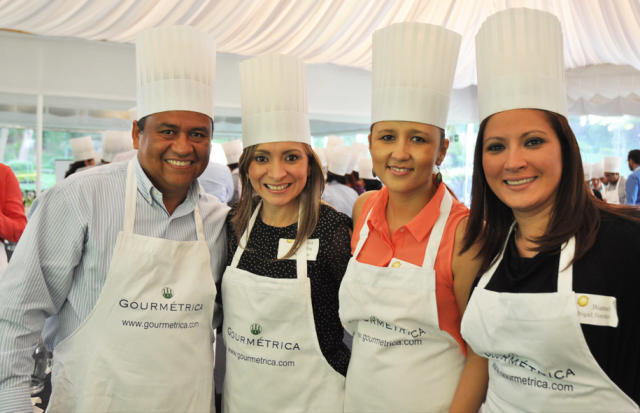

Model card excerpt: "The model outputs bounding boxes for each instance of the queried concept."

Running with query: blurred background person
[626,149,640,205]
[221,139,243,205]
[64,136,97,178]
[603,156,626,204]
[100,130,133,165]
[0,162,26,276]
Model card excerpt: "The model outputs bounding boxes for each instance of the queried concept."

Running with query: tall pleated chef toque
[70,136,97,162]
[476,8,567,121]
[136,26,216,120]
[371,22,461,129]
[240,54,310,147]
[604,156,621,173]
[221,139,243,164]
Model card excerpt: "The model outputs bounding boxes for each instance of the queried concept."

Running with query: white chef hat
[314,147,328,169]
[221,139,243,164]
[358,156,375,180]
[348,143,368,174]
[70,136,97,162]
[136,26,216,120]
[476,8,567,121]
[102,130,133,162]
[604,156,621,173]
[372,22,461,129]
[591,160,604,179]
[240,54,311,147]
[326,135,344,149]
[327,147,352,176]
[583,162,592,181]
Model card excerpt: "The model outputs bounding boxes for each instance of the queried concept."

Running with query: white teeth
[389,166,411,172]
[166,160,191,166]
[506,177,536,185]
[266,184,288,190]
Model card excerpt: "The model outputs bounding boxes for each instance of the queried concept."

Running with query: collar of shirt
[134,158,201,217]
[366,183,445,243]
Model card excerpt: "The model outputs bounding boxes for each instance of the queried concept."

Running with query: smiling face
[247,141,310,214]
[133,110,212,204]
[482,109,563,217]
[369,120,447,197]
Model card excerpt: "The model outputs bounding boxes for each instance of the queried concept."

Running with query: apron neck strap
[477,222,576,292]
[230,201,308,279]
[557,237,575,292]
[477,221,516,289]
[422,189,453,268]
[124,160,138,233]
[353,207,374,260]
[124,159,204,240]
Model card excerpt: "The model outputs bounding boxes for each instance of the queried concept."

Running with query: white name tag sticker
[575,293,618,327]
[277,238,319,261]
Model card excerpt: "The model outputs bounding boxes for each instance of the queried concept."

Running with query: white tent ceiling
[1,0,640,124]
[2,0,639,87]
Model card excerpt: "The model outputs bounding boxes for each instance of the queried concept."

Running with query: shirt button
[392,261,401,268]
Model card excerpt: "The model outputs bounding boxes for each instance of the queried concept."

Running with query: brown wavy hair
[462,109,640,272]
[231,143,325,259]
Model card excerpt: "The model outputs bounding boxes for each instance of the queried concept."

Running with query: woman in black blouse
[452,8,640,413]
[220,54,351,413]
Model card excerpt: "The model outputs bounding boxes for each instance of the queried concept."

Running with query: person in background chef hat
[338,22,481,413]
[100,130,133,164]
[457,8,640,412]
[603,156,626,204]
[345,143,368,194]
[221,139,243,205]
[64,136,98,177]
[321,145,359,218]
[591,159,605,192]
[358,156,382,191]
[0,25,229,413]
[222,54,351,413]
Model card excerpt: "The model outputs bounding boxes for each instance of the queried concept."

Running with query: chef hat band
[476,8,567,121]
[240,54,311,148]
[136,26,216,120]
[372,22,461,129]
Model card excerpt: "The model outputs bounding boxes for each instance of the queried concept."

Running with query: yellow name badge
[277,238,319,261]
[575,293,618,327]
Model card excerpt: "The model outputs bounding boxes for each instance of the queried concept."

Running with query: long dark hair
[462,109,640,272]
[231,143,325,259]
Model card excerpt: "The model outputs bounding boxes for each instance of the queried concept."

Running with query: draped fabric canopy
[1,0,639,90]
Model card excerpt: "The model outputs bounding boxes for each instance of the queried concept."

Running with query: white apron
[222,203,345,413]
[461,227,639,412]
[604,182,621,204]
[339,190,465,413]
[47,160,217,413]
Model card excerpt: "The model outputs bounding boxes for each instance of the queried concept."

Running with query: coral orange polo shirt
[351,184,469,353]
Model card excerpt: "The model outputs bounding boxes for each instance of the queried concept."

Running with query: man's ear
[132,120,140,149]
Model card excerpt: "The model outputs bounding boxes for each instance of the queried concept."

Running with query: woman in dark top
[452,8,640,413]
[221,54,351,413]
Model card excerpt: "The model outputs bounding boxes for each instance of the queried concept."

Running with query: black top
[472,211,640,403]
[225,203,352,375]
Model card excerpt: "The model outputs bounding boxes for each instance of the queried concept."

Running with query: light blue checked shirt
[0,158,229,412]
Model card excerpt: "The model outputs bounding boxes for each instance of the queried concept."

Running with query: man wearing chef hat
[603,156,626,204]
[0,25,228,413]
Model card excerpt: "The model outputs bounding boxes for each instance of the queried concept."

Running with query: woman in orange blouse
[338,22,483,413]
